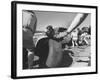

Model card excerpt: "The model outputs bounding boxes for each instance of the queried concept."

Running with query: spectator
[81,31,89,45]
[71,30,78,47]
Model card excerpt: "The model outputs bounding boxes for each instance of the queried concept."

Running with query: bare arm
[54,13,88,38]
[67,13,88,33]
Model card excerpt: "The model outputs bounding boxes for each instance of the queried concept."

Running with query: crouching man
[46,13,88,68]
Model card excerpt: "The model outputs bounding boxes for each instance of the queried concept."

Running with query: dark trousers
[23,48,28,69]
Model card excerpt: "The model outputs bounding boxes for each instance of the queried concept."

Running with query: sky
[34,11,91,31]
